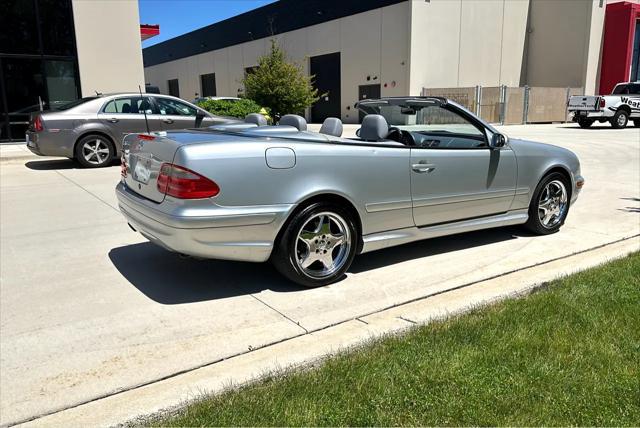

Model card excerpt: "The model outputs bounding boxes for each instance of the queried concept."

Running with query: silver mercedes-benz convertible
[116,97,584,287]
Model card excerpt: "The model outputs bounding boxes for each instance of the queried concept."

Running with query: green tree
[243,41,320,120]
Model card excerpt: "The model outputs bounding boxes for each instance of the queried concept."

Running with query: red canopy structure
[140,24,160,42]
[599,1,640,95]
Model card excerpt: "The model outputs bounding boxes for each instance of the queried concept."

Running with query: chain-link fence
[421,86,583,125]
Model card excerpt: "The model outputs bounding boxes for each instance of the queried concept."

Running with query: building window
[200,73,217,97]
[0,0,80,142]
[167,79,180,98]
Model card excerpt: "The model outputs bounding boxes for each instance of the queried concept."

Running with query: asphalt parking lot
[1,123,639,426]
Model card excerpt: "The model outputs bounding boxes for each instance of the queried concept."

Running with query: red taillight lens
[33,115,43,132]
[599,98,606,109]
[157,163,220,199]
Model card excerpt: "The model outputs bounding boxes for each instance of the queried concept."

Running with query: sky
[139,0,278,48]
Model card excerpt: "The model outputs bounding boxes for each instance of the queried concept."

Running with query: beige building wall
[521,0,605,93]
[72,0,145,96]
[144,2,410,123]
[408,0,529,95]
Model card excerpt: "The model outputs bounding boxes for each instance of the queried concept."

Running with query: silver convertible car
[25,93,231,168]
[116,97,584,287]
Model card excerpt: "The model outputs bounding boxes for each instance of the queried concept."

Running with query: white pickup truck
[568,82,640,129]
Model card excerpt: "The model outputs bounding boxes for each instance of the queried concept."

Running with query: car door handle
[412,162,437,173]
[108,118,119,123]
[163,119,174,124]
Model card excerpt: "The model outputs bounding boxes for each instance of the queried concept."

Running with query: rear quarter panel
[174,140,414,235]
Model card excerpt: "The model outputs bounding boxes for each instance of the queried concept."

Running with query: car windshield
[55,97,99,111]
[358,99,483,136]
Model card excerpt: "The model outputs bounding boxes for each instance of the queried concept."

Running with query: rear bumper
[25,130,75,157]
[569,111,608,120]
[115,182,294,262]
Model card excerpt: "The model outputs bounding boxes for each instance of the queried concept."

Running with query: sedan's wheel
[610,110,629,129]
[273,203,358,287]
[524,172,570,235]
[75,135,114,168]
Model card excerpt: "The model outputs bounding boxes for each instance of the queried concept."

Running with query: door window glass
[103,97,155,114]
[155,97,196,116]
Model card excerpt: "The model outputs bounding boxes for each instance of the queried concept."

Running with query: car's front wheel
[524,172,571,235]
[75,134,114,168]
[272,202,358,287]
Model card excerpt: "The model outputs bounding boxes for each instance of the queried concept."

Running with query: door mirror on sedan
[489,133,507,149]
[195,110,206,128]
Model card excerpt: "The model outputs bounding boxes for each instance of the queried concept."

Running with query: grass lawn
[154,252,639,426]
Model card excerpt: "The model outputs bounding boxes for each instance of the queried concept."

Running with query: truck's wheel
[272,203,358,288]
[610,110,629,129]
[577,118,593,128]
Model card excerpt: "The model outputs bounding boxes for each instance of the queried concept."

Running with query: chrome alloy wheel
[538,179,568,229]
[295,212,351,279]
[82,138,110,165]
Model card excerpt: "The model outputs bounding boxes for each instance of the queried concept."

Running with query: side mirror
[195,110,205,128]
[489,133,507,149]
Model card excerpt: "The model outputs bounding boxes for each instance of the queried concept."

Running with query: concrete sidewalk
[1,123,639,427]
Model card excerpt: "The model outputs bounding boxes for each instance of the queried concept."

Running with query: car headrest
[279,114,307,131]
[121,103,131,113]
[245,113,268,126]
[360,114,389,141]
[319,117,343,137]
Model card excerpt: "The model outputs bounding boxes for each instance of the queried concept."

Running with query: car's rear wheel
[272,202,358,287]
[75,134,114,168]
[610,110,629,129]
[577,117,593,128]
[524,172,570,235]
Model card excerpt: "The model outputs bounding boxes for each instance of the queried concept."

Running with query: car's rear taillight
[599,98,606,109]
[157,163,220,199]
[33,115,43,132]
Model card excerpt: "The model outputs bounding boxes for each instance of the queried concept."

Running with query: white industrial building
[143,0,606,124]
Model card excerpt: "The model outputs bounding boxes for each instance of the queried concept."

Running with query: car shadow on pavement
[25,159,119,170]
[350,228,518,273]
[110,228,519,304]
[108,242,298,304]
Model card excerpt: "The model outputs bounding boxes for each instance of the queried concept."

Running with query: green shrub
[196,98,267,119]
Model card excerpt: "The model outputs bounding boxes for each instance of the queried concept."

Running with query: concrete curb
[17,235,639,428]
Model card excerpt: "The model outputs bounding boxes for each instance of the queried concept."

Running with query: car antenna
[138,85,150,135]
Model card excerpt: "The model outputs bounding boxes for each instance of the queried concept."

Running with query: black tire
[633,119,640,128]
[577,117,593,128]
[74,134,115,168]
[272,202,358,287]
[610,110,629,129]
[524,172,571,235]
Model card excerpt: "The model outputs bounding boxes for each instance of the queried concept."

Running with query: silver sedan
[116,97,584,287]
[25,93,232,167]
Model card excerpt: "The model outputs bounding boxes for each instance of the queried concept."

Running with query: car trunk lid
[122,130,240,203]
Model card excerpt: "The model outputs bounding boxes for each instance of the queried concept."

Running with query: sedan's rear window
[56,97,99,111]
